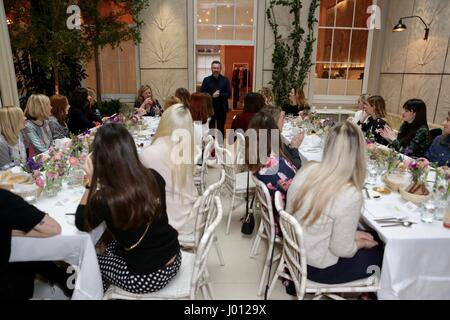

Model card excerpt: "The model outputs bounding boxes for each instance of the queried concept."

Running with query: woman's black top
[359,117,389,145]
[75,169,180,275]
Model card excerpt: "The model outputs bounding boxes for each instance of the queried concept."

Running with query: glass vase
[44,177,61,198]
[67,165,85,187]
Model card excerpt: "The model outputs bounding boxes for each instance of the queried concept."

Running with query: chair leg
[206,281,215,300]
[250,222,263,257]
[267,257,284,300]
[213,234,225,266]
[226,191,236,235]
[257,261,269,296]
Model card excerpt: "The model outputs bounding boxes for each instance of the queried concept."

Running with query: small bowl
[373,186,391,195]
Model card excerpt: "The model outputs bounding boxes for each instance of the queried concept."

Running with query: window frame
[311,0,376,104]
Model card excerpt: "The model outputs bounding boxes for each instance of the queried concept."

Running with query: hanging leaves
[266,0,319,108]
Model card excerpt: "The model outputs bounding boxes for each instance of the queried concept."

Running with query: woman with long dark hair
[380,99,431,157]
[67,88,96,134]
[75,123,181,294]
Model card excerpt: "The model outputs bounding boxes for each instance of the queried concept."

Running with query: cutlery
[381,221,415,228]
[363,187,371,200]
[375,216,408,222]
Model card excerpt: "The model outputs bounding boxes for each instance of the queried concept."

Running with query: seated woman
[286,121,383,285]
[425,111,450,167]
[1,188,61,299]
[261,105,304,170]
[134,85,162,117]
[49,95,70,139]
[353,94,370,125]
[22,94,54,156]
[0,106,27,168]
[380,99,431,157]
[358,95,390,145]
[139,104,198,234]
[86,87,103,124]
[231,92,265,133]
[258,87,275,106]
[282,87,310,117]
[247,112,297,235]
[189,93,211,155]
[75,123,181,294]
[67,88,96,135]
[175,87,191,108]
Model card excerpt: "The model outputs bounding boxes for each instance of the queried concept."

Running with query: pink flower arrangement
[69,157,79,167]
[403,158,430,195]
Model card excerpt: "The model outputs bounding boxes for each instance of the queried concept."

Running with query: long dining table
[294,135,450,300]
[8,116,161,300]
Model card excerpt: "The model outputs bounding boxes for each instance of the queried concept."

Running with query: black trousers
[307,244,384,284]
[209,105,227,137]
[0,262,69,300]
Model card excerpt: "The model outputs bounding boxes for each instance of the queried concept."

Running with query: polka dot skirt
[98,241,182,294]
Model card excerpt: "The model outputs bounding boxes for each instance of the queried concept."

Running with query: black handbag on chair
[241,171,255,235]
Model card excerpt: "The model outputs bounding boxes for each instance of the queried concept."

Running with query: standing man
[201,61,231,137]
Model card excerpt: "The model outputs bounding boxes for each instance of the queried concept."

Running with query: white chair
[267,191,379,300]
[194,135,215,194]
[251,176,283,296]
[214,139,256,235]
[103,196,223,300]
[179,169,226,266]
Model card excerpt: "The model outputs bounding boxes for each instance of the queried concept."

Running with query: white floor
[32,166,314,300]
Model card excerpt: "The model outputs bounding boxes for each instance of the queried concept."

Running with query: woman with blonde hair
[286,121,383,286]
[164,96,181,110]
[23,94,54,155]
[134,85,162,117]
[353,93,370,124]
[49,95,69,139]
[258,87,275,105]
[175,87,191,108]
[0,106,27,168]
[139,104,197,233]
[358,95,389,145]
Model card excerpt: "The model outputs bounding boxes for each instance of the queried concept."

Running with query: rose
[367,142,375,151]
[69,157,79,166]
[35,176,45,188]
[417,158,429,169]
[46,171,58,180]
[53,152,63,161]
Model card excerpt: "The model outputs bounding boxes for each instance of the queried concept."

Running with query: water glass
[420,200,436,223]
[366,161,378,185]
[434,198,448,221]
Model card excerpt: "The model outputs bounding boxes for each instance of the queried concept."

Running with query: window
[196,0,255,45]
[314,0,374,100]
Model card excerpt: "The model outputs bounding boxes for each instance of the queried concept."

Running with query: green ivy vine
[266,0,319,108]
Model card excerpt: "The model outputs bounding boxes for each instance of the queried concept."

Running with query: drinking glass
[420,200,436,223]
[366,160,379,185]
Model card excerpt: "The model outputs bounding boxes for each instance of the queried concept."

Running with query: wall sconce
[393,16,430,40]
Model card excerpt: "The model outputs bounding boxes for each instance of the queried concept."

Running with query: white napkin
[365,200,419,220]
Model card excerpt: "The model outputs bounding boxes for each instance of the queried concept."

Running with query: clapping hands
[379,126,397,142]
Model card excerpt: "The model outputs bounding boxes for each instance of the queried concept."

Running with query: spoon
[375,217,408,222]
[381,221,415,228]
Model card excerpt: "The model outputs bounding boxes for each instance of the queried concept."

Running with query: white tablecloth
[362,189,450,300]
[298,143,450,300]
[9,118,161,300]
[9,186,105,300]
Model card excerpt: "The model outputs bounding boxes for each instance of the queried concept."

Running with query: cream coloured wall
[379,0,450,124]
[138,0,192,102]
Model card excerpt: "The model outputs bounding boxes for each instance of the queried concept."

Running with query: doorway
[195,45,254,110]
[195,0,257,111]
